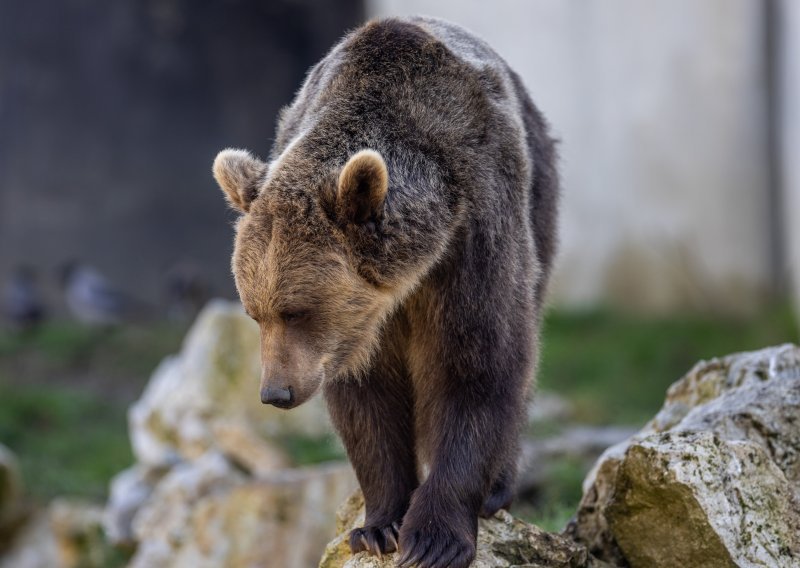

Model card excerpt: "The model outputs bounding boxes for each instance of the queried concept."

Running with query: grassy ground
[0,323,188,501]
[0,383,132,501]
[522,301,798,530]
[513,456,588,532]
[0,304,797,528]
[539,302,798,425]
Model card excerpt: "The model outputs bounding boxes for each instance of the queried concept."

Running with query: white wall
[782,0,800,315]
[367,0,772,312]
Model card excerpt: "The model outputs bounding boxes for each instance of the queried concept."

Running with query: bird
[2,265,46,331]
[163,261,210,322]
[59,261,147,326]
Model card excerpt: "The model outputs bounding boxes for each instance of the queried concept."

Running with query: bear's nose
[261,385,294,408]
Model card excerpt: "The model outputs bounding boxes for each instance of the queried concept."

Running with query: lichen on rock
[105,300,357,568]
[319,489,596,568]
[127,299,332,471]
[570,344,800,568]
[128,454,356,568]
[0,499,119,568]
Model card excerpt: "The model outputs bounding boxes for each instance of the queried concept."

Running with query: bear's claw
[397,520,476,568]
[348,522,401,557]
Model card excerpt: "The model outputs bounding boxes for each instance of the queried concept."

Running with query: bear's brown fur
[213,16,559,568]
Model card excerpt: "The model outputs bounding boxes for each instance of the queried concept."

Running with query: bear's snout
[260,385,294,408]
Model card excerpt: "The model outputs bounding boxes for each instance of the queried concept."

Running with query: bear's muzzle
[260,385,294,408]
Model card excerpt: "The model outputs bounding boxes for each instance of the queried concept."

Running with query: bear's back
[405,16,519,99]
[271,17,558,288]
[274,17,528,169]
[402,17,530,146]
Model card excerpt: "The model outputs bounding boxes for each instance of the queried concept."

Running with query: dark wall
[0,0,363,311]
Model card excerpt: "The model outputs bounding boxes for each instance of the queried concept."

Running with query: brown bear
[213,16,559,568]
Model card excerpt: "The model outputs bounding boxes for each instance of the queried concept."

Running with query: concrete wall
[0,0,362,309]
[368,0,773,312]
[781,0,800,314]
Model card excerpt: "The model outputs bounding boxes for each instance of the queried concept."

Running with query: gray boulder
[0,499,109,568]
[570,344,800,567]
[128,299,330,470]
[319,490,600,568]
[104,299,356,568]
[518,426,637,496]
[129,453,356,568]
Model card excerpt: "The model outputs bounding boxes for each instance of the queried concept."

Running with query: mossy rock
[320,489,595,568]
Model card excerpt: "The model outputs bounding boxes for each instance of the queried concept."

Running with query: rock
[48,499,113,568]
[1,499,119,568]
[528,390,575,424]
[100,299,357,567]
[130,456,357,568]
[319,490,597,568]
[0,443,23,538]
[210,418,290,476]
[518,426,637,495]
[0,512,58,568]
[570,344,800,567]
[103,464,166,545]
[128,299,330,470]
[129,451,245,566]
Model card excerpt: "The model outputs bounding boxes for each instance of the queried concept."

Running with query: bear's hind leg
[323,349,417,558]
[479,455,517,518]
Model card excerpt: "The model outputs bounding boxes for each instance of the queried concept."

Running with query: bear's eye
[280,310,307,324]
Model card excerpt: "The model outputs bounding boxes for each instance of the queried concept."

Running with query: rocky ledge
[569,343,800,568]
[1,299,798,568]
[319,490,601,568]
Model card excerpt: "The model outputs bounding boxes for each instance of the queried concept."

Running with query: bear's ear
[336,149,388,225]
[213,148,268,213]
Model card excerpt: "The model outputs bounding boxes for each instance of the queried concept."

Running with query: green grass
[0,322,188,379]
[523,301,798,530]
[538,302,798,425]
[0,382,132,501]
[280,434,346,465]
[0,304,797,522]
[513,457,587,532]
[0,322,187,503]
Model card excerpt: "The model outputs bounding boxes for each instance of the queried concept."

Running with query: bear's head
[213,147,395,409]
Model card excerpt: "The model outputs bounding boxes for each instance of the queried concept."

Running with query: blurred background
[1,0,799,566]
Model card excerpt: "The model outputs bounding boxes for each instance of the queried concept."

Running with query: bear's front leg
[398,386,525,568]
[324,352,418,558]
